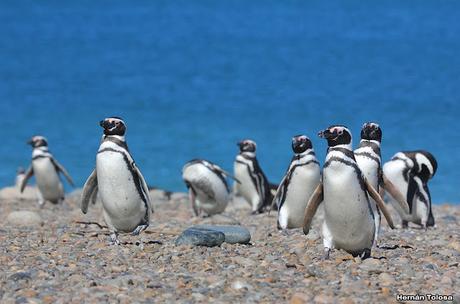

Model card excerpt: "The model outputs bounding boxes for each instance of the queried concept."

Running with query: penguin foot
[360,249,371,260]
[132,224,148,236]
[110,232,120,245]
[323,248,331,260]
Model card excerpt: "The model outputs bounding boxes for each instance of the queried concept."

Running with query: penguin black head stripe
[360,122,382,142]
[238,139,257,153]
[318,125,352,147]
[28,136,48,148]
[100,117,126,136]
[292,135,312,154]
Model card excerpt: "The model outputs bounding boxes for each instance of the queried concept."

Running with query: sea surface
[1,1,459,203]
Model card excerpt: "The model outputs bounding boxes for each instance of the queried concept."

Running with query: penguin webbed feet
[110,232,120,245]
[402,220,408,229]
[132,224,148,236]
[322,248,331,260]
[360,249,372,260]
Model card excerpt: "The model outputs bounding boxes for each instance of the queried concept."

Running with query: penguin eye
[338,130,343,136]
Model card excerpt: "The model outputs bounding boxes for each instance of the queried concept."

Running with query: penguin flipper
[81,169,98,214]
[364,177,395,229]
[211,164,241,184]
[269,175,287,214]
[19,166,34,193]
[52,159,75,187]
[133,165,153,214]
[381,174,410,214]
[303,183,323,235]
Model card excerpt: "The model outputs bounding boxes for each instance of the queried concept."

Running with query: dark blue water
[1,1,459,203]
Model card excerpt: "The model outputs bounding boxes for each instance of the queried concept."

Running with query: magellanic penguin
[302,125,395,259]
[354,123,410,246]
[272,135,320,229]
[234,139,273,214]
[81,117,152,245]
[382,150,437,229]
[182,159,240,216]
[20,136,74,206]
[15,167,26,190]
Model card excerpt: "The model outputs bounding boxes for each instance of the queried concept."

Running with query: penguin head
[415,151,437,182]
[360,122,382,142]
[100,117,126,136]
[318,125,352,147]
[27,136,48,148]
[292,135,312,154]
[238,139,257,153]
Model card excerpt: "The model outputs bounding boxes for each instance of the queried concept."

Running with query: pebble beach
[0,186,458,303]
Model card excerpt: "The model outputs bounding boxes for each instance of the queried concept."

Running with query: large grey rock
[193,225,251,244]
[175,227,225,247]
[6,211,43,227]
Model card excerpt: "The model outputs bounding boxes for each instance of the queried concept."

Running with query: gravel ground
[0,186,459,303]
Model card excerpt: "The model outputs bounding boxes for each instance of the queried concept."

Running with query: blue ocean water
[1,1,459,203]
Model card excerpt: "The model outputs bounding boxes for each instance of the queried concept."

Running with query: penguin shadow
[74,221,163,246]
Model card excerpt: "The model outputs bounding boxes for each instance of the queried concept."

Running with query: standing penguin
[383,150,437,229]
[20,136,74,206]
[354,123,387,246]
[81,117,152,245]
[182,159,240,216]
[272,135,320,229]
[233,139,273,214]
[302,125,395,259]
[15,167,26,190]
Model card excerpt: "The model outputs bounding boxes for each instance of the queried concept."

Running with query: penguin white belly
[355,157,379,188]
[96,151,146,232]
[234,161,260,211]
[355,157,381,244]
[279,166,320,228]
[382,161,408,216]
[323,167,374,252]
[32,158,63,202]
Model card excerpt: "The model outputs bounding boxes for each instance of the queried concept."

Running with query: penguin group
[18,118,438,257]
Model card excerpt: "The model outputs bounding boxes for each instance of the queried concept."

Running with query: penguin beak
[318,129,335,139]
[99,120,106,128]
[27,138,34,146]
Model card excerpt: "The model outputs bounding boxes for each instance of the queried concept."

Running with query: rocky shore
[0,186,459,303]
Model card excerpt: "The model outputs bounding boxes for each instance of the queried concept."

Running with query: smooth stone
[193,225,251,244]
[175,227,225,247]
[6,211,43,227]
[9,272,32,281]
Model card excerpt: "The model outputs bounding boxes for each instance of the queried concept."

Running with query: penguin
[20,136,74,206]
[81,117,152,245]
[15,167,26,190]
[382,150,437,229]
[302,125,395,259]
[272,135,320,229]
[233,139,273,214]
[354,122,385,247]
[182,159,240,216]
